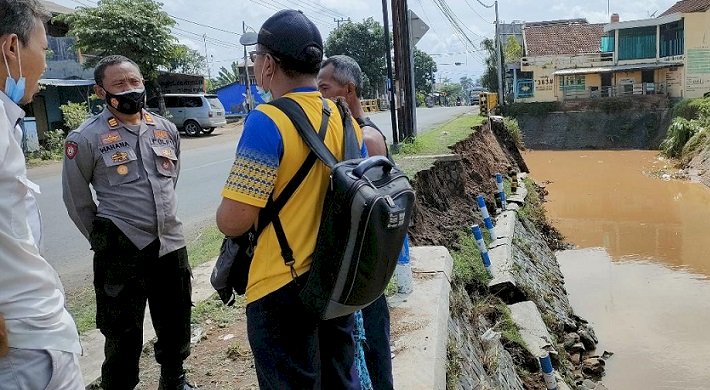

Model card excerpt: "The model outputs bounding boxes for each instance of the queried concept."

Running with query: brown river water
[524,150,710,390]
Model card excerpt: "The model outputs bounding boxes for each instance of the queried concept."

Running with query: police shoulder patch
[65,141,79,159]
[144,112,154,124]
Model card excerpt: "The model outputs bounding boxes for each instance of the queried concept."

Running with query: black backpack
[269,97,415,320]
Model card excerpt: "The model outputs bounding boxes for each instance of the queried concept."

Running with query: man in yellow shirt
[216,10,366,390]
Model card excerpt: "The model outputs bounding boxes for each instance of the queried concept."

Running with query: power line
[464,0,494,24]
[430,0,486,54]
[297,0,346,18]
[281,0,346,21]
[249,0,336,28]
[475,0,494,8]
[171,15,241,36]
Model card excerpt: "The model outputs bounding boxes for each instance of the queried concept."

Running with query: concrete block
[507,301,555,358]
[391,246,452,390]
[487,211,519,294]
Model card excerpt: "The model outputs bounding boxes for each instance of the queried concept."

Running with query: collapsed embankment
[408,118,605,389]
[512,97,671,150]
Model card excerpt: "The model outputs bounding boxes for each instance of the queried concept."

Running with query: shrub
[504,101,561,118]
[661,117,702,158]
[681,128,709,163]
[59,101,91,130]
[503,117,524,150]
[28,129,66,161]
[670,98,710,121]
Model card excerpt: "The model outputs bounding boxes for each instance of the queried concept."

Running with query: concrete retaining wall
[518,110,670,150]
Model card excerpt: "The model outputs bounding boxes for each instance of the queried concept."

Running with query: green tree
[324,17,386,98]
[504,36,523,65]
[166,44,206,75]
[211,61,240,89]
[61,0,177,82]
[459,76,474,100]
[413,48,437,95]
[478,38,503,92]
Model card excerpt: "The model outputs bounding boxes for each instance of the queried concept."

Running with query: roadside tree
[61,0,176,81]
[413,47,437,95]
[324,17,386,98]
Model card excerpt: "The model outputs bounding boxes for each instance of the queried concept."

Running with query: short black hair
[263,45,322,78]
[0,0,50,45]
[94,55,142,85]
[320,55,363,98]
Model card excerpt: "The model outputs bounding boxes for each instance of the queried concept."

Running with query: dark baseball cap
[253,10,323,65]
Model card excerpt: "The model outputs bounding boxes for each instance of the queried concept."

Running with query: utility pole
[494,0,504,107]
[381,0,398,146]
[203,34,211,81]
[243,21,253,112]
[392,0,417,141]
[334,17,350,28]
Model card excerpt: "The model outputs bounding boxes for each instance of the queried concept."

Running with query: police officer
[62,55,194,390]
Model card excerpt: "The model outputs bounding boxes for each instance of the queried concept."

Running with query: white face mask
[256,64,274,103]
[2,40,26,104]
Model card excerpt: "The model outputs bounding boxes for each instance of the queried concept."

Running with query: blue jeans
[362,294,394,390]
[246,277,360,390]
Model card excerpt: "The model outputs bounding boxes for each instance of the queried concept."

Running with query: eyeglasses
[249,50,266,63]
[249,50,280,63]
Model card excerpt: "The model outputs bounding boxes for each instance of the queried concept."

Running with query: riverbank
[404,116,607,388]
[81,112,604,388]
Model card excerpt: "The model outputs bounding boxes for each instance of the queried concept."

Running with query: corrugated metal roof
[660,0,710,16]
[553,62,684,75]
[524,21,604,57]
[41,0,74,15]
[39,78,94,87]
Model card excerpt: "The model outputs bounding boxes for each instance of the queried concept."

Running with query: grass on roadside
[450,230,491,288]
[394,114,486,158]
[67,224,225,335]
[394,113,486,178]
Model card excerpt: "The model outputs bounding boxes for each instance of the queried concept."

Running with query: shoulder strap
[269,97,340,168]
[259,97,330,275]
[335,99,363,161]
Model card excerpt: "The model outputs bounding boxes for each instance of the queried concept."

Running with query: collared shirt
[0,92,81,354]
[62,108,185,257]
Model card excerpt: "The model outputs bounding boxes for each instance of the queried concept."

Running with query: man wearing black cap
[216,9,367,390]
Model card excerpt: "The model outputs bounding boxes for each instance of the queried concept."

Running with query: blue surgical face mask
[2,40,26,104]
[257,65,273,103]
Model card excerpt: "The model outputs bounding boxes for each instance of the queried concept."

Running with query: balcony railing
[561,82,667,100]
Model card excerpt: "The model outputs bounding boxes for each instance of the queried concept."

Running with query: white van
[146,94,227,136]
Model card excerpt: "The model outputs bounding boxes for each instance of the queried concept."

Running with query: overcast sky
[54,0,680,82]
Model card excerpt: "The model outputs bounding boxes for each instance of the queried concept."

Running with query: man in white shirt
[0,1,83,388]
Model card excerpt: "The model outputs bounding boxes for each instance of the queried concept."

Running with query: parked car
[146,94,226,136]
[470,88,485,105]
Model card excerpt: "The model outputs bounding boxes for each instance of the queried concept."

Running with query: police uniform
[62,108,191,390]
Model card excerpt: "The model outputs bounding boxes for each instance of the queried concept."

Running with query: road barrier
[361,99,380,113]
[477,194,497,240]
[495,173,508,210]
[471,224,491,275]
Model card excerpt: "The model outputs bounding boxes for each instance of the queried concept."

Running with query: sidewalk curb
[79,258,219,386]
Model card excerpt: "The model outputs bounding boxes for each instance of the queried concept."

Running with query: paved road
[368,105,473,145]
[30,105,473,292]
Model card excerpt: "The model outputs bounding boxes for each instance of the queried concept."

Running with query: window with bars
[660,21,684,58]
[618,27,657,60]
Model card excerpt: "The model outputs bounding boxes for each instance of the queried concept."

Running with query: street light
[239,31,258,112]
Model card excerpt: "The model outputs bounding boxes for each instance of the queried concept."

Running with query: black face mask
[103,88,146,115]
